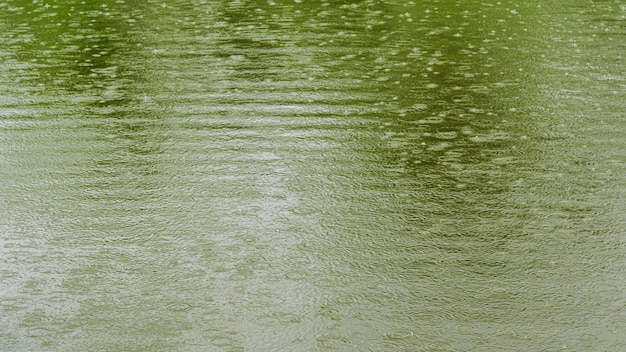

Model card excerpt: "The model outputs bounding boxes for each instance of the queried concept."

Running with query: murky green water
[1,0,625,351]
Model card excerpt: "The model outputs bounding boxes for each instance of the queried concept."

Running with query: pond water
[1,0,625,351]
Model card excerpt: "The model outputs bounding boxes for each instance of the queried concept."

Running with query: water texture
[1,0,625,351]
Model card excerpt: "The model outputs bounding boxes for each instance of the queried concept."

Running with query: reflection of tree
[206,1,299,86]
[3,0,148,106]
[2,0,165,183]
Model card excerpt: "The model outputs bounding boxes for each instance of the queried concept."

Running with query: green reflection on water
[1,0,625,351]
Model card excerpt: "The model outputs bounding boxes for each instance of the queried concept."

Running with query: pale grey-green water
[1,0,625,351]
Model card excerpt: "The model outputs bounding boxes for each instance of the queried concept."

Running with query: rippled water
[1,0,625,351]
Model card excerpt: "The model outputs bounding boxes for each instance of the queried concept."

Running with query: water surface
[1,0,625,351]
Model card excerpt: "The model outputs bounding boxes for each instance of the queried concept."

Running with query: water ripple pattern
[1,0,625,351]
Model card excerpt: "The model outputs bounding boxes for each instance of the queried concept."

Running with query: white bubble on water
[412,103,428,111]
